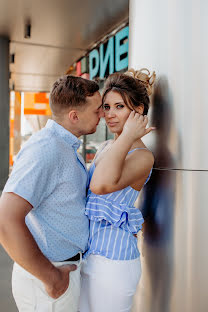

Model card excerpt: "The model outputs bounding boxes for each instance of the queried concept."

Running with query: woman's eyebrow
[103,101,124,105]
[114,101,125,105]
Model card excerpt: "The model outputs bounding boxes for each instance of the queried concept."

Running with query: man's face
[78,91,103,135]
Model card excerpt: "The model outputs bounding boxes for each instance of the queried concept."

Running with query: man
[0,75,103,311]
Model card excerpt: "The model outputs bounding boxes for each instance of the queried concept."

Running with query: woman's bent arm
[90,113,154,194]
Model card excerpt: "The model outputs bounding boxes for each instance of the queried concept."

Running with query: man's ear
[68,110,79,124]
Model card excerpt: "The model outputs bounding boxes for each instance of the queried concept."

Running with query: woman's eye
[117,104,124,109]
[103,105,110,111]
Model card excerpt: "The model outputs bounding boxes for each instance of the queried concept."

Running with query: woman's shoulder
[94,140,113,162]
[128,145,154,157]
[99,140,113,151]
[128,147,154,169]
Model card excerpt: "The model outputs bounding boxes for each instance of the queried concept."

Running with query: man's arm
[0,192,76,299]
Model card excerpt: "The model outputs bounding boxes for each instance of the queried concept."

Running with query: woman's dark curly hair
[102,68,156,115]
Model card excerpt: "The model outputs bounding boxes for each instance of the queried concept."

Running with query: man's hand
[44,264,77,299]
[0,193,78,300]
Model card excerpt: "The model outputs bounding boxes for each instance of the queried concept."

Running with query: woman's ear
[137,104,144,115]
[68,110,78,124]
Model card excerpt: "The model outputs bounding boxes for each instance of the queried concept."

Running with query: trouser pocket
[12,263,81,312]
[34,268,81,312]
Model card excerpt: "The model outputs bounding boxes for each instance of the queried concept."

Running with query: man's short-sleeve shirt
[3,119,89,261]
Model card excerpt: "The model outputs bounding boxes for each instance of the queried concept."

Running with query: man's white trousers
[12,259,81,312]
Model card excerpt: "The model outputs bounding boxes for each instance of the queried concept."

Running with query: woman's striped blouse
[84,148,152,260]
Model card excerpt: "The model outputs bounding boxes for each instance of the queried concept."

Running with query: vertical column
[129,1,208,312]
[0,37,10,190]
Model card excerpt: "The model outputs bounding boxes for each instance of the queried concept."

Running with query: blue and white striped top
[84,148,152,260]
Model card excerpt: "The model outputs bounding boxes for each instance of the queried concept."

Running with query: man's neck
[52,117,81,138]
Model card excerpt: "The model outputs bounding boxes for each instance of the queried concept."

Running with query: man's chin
[85,127,97,135]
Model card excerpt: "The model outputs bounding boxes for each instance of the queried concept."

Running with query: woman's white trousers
[79,255,141,312]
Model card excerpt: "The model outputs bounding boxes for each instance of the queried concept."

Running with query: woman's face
[102,91,132,134]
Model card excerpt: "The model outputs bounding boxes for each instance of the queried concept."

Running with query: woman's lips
[107,122,118,127]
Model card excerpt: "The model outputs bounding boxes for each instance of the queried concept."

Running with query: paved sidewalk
[0,245,17,311]
[0,191,17,311]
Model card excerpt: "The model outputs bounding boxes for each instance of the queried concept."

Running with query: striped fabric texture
[85,148,152,260]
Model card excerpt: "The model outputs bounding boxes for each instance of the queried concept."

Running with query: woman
[80,68,156,312]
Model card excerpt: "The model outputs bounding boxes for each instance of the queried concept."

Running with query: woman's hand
[122,111,155,141]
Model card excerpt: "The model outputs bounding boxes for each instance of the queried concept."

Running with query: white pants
[79,255,141,312]
[12,258,82,312]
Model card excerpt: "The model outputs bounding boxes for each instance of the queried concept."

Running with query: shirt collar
[45,119,81,150]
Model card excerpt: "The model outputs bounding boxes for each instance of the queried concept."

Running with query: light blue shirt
[3,119,89,261]
[85,148,152,260]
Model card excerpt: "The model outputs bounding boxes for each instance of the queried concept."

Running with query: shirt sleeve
[3,139,58,208]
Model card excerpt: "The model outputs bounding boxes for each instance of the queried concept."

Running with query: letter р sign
[89,26,129,80]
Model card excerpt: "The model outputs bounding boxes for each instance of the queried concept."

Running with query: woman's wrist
[120,129,136,145]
